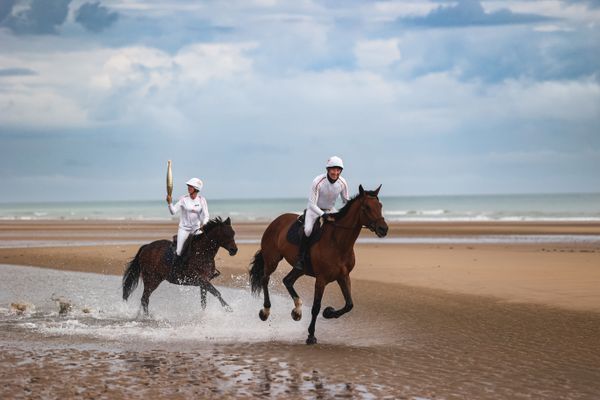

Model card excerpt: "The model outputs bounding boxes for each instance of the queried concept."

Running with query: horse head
[206,217,238,256]
[358,184,388,238]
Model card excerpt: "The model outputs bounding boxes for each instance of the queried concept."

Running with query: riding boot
[294,233,310,271]
[171,255,183,280]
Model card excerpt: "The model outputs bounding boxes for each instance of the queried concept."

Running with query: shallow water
[1,264,599,399]
[2,234,600,249]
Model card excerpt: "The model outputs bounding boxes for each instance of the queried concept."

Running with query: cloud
[1,1,598,199]
[1,0,71,35]
[354,39,401,69]
[75,2,119,33]
[564,0,600,8]
[0,67,36,77]
[0,0,17,23]
[398,0,552,28]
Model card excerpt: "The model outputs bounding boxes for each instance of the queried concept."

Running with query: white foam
[0,264,313,344]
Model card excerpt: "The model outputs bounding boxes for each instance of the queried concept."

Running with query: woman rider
[166,177,209,276]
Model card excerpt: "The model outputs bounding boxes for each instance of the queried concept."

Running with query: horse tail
[122,245,146,301]
[249,250,265,296]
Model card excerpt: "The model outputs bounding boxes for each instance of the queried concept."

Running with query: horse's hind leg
[141,278,160,316]
[259,273,271,321]
[203,282,232,312]
[283,268,305,321]
[259,253,282,321]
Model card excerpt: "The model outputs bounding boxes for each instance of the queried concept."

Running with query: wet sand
[1,220,600,399]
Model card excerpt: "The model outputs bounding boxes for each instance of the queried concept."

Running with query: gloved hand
[322,213,335,222]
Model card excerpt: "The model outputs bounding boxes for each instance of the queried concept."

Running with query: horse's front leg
[306,277,326,345]
[203,281,233,312]
[200,286,207,310]
[323,274,353,319]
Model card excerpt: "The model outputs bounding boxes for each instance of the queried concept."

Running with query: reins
[330,196,383,232]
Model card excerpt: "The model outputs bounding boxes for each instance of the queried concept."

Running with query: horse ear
[225,217,231,225]
[359,184,364,195]
[374,184,382,196]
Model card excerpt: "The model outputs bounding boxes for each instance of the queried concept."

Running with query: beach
[1,220,600,399]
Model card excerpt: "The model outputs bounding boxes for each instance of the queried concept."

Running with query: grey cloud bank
[0,0,599,202]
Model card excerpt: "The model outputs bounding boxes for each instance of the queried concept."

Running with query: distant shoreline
[1,192,599,222]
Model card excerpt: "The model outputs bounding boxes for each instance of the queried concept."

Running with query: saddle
[165,233,195,268]
[286,211,323,246]
[286,211,323,274]
[166,233,219,282]
[164,239,177,266]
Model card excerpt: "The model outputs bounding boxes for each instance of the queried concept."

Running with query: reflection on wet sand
[1,256,600,399]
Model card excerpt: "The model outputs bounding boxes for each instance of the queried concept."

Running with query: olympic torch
[166,160,173,198]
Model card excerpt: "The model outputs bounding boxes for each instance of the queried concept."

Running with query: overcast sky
[1,0,599,202]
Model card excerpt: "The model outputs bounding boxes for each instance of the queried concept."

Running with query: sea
[1,192,599,222]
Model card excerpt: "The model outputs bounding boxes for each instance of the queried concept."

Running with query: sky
[0,0,599,202]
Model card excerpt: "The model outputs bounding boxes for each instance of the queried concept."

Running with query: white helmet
[326,156,344,170]
[186,177,203,191]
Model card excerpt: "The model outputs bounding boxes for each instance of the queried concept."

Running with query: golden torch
[166,160,173,197]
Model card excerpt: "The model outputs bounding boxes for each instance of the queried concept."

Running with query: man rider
[295,156,350,270]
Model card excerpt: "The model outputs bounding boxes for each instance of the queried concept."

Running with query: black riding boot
[294,233,310,270]
[171,255,183,279]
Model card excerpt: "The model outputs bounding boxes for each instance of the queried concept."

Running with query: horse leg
[200,286,207,310]
[258,254,282,321]
[203,281,233,312]
[259,274,271,321]
[141,278,160,316]
[306,277,326,345]
[283,268,305,321]
[323,274,354,319]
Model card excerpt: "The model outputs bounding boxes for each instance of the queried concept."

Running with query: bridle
[331,196,384,231]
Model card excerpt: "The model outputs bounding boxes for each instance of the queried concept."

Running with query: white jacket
[307,173,350,216]
[168,194,209,230]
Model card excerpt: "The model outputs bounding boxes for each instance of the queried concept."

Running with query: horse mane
[180,217,225,259]
[202,217,225,235]
[332,189,378,221]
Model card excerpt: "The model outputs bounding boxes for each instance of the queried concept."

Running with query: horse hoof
[322,306,336,319]
[259,309,269,321]
[291,309,302,321]
[306,336,317,345]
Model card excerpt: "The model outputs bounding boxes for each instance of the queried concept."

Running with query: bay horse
[249,185,388,344]
[122,217,238,315]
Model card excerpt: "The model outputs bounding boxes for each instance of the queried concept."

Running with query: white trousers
[304,209,320,237]
[175,227,200,256]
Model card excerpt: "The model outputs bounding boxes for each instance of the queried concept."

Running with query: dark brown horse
[249,185,388,344]
[122,217,238,315]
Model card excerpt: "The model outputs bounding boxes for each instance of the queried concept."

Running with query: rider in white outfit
[166,178,209,275]
[295,156,350,270]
